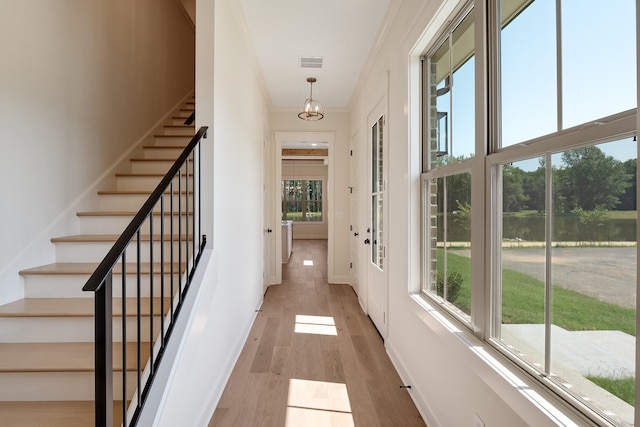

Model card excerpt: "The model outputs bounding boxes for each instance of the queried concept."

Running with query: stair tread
[164,124,194,128]
[97,190,193,195]
[153,134,192,138]
[0,297,169,317]
[19,262,183,276]
[0,401,123,427]
[129,158,179,162]
[142,145,192,149]
[0,342,148,372]
[115,172,193,177]
[51,234,193,242]
[76,211,192,217]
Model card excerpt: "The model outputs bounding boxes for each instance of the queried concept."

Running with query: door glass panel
[371,116,384,269]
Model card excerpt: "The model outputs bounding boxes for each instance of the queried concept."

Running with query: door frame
[262,137,272,294]
[273,131,335,284]
[349,131,361,297]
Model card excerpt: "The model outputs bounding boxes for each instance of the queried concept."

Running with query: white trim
[274,131,336,283]
[407,294,585,426]
[386,342,444,427]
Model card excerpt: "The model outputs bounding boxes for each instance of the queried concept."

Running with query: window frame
[281,178,325,223]
[420,2,477,328]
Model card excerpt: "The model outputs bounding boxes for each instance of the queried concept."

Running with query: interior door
[349,133,360,296]
[367,107,387,337]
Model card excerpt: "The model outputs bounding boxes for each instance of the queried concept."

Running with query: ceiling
[238,0,393,112]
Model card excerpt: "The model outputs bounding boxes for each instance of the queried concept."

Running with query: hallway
[209,240,425,426]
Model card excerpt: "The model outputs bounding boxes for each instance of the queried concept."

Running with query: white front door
[367,106,387,337]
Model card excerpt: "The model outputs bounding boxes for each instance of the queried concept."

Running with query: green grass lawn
[438,248,637,405]
[586,376,635,406]
[504,210,636,220]
[439,249,636,336]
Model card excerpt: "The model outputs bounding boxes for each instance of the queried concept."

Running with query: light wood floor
[209,240,425,427]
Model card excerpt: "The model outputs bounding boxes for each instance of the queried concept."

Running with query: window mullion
[556,0,563,131]
[544,152,553,374]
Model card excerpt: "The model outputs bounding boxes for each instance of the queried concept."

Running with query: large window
[421,1,637,425]
[282,179,323,222]
[422,6,475,325]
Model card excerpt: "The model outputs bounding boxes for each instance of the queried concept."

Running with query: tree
[502,164,528,212]
[573,205,610,242]
[452,200,471,231]
[559,146,630,211]
[618,158,637,211]
[435,172,471,214]
[522,159,546,212]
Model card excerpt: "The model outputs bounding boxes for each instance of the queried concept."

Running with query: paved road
[451,247,636,308]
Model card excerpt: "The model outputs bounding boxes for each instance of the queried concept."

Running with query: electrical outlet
[473,413,485,427]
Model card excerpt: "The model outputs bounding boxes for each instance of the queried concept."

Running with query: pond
[440,214,637,243]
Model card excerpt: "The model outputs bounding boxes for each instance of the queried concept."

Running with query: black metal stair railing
[83,125,208,427]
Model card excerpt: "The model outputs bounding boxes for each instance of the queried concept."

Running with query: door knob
[267,228,273,233]
[364,238,370,245]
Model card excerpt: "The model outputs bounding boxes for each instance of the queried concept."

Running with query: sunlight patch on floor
[294,315,337,336]
[286,379,354,427]
[303,260,314,266]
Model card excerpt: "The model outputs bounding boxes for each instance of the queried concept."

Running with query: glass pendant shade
[298,77,324,121]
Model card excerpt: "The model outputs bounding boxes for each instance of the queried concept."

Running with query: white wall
[271,112,351,283]
[154,0,270,424]
[0,0,195,305]
[350,0,588,426]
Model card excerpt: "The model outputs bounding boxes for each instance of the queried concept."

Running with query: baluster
[94,272,113,427]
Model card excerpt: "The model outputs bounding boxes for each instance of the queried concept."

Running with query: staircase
[0,98,196,426]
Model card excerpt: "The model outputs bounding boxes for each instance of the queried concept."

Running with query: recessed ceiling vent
[300,57,323,69]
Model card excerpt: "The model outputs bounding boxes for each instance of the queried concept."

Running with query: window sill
[409,293,596,427]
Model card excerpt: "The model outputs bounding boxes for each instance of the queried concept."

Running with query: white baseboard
[386,341,443,427]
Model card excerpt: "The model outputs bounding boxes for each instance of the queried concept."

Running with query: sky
[445,0,637,169]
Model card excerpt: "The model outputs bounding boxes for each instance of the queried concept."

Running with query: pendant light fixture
[298,77,324,121]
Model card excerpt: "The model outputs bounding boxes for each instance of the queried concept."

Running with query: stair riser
[55,240,194,263]
[116,176,193,192]
[97,193,190,212]
[0,371,139,401]
[24,274,178,299]
[78,215,193,235]
[0,316,163,343]
[153,135,192,147]
[130,160,172,175]
[161,126,195,136]
[174,109,194,118]
[143,148,194,160]
[170,118,192,126]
